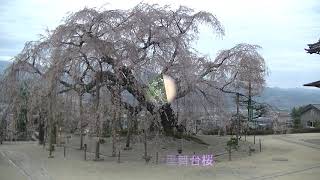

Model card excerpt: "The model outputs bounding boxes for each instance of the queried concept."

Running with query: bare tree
[3,4,267,155]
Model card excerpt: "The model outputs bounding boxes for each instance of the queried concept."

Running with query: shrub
[246,129,274,135]
[202,129,220,135]
[226,137,238,150]
[290,128,320,134]
[183,134,209,145]
[171,133,209,145]
[101,133,111,138]
[99,138,106,144]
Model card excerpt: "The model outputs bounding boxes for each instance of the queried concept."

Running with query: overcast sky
[0,0,319,88]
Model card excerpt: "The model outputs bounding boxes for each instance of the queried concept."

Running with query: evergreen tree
[17,82,29,139]
[291,107,302,129]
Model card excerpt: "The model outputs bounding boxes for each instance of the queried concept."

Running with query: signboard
[166,154,215,166]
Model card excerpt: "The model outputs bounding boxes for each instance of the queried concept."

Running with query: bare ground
[1,133,320,180]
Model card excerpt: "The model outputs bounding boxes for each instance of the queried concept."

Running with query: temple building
[305,40,320,54]
[304,40,320,88]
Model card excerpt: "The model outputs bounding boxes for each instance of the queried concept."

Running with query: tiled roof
[301,104,320,114]
[312,104,320,111]
[305,40,320,54]
[304,81,320,88]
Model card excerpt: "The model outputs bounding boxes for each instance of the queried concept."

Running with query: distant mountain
[255,87,320,111]
[0,61,317,111]
[0,60,12,74]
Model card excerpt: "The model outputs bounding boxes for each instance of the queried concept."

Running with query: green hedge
[101,129,141,138]
[290,128,320,134]
[246,129,274,135]
[202,129,220,135]
[203,129,275,136]
[183,135,209,145]
[170,132,209,145]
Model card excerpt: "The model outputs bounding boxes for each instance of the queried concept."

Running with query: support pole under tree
[248,81,255,144]
[94,76,102,161]
[125,108,134,150]
[236,93,240,143]
[259,139,261,152]
[48,98,55,158]
[48,73,58,159]
[84,144,87,160]
[63,145,66,158]
[144,129,147,159]
[118,151,120,163]
[245,132,246,141]
[142,127,151,163]
[95,140,100,160]
[43,134,46,150]
[228,146,231,161]
[156,152,158,164]
[79,93,84,150]
[111,85,120,157]
[48,103,53,158]
[38,120,44,145]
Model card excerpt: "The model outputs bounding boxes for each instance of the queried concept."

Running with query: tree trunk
[158,103,177,136]
[99,65,182,137]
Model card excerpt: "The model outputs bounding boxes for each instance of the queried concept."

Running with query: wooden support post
[143,129,147,159]
[48,144,54,158]
[118,151,120,163]
[259,139,261,152]
[156,152,158,164]
[236,93,240,143]
[84,144,87,160]
[228,146,231,161]
[63,145,66,158]
[95,140,100,160]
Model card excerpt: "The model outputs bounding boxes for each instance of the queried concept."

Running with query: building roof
[305,40,320,54]
[304,81,320,88]
[301,104,320,114]
[304,40,320,87]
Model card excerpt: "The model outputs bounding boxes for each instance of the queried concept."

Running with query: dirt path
[0,150,27,180]
[0,142,51,180]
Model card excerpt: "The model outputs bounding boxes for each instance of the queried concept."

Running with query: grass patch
[172,133,209,145]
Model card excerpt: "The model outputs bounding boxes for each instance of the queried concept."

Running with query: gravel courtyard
[1,133,320,180]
